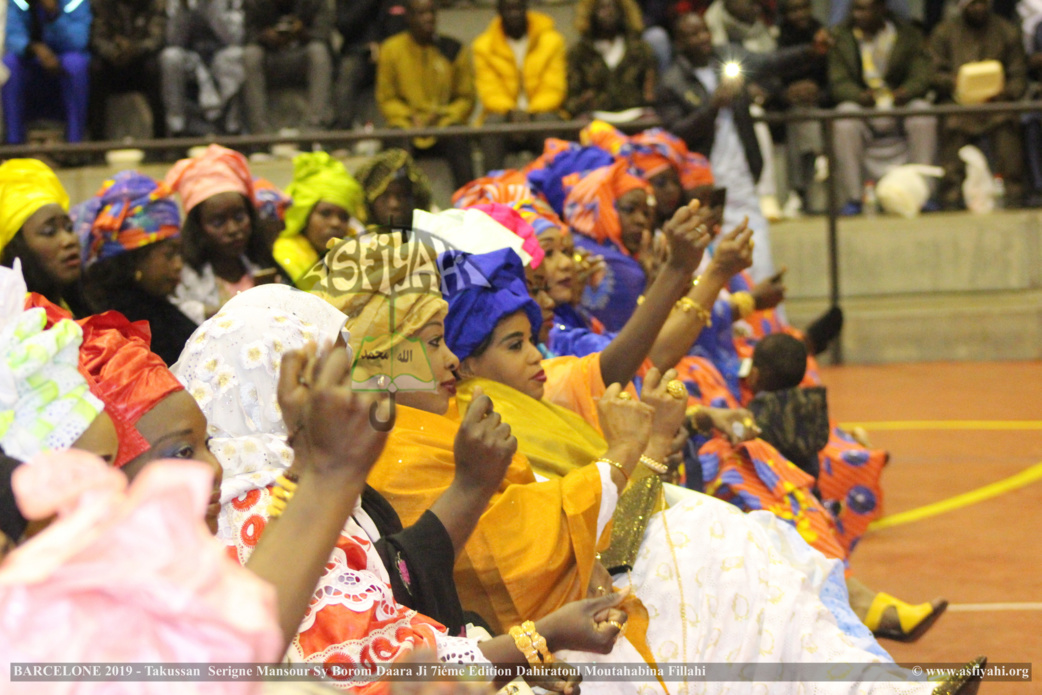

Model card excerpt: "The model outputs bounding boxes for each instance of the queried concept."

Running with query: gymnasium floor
[819,361,1042,693]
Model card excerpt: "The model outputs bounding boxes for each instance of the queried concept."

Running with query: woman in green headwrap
[273,152,368,285]
[354,148,434,228]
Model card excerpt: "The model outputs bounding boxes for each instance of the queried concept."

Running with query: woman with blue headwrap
[72,170,198,366]
[423,246,969,695]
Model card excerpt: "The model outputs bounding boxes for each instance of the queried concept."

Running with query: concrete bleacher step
[773,209,1042,363]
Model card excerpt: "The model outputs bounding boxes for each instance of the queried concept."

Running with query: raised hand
[596,383,654,477]
[697,407,761,445]
[662,199,714,275]
[278,343,390,481]
[706,218,754,280]
[454,386,517,496]
[751,266,787,310]
[639,367,688,450]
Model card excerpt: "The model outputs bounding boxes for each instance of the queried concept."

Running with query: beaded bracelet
[676,297,712,327]
[508,625,541,665]
[267,472,300,519]
[640,454,669,475]
[521,620,554,664]
[597,456,630,482]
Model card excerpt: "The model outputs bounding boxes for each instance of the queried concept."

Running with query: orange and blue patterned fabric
[71,171,180,265]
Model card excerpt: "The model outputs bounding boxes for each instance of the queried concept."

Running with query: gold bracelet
[731,291,756,320]
[676,297,713,327]
[640,454,669,475]
[597,456,630,482]
[509,625,541,665]
[267,472,300,519]
[521,620,555,664]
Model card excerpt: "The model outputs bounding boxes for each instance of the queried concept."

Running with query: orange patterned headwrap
[562,161,651,255]
[451,169,534,208]
[164,144,255,214]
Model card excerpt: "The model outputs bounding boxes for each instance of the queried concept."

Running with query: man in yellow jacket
[376,0,475,188]
[472,0,566,171]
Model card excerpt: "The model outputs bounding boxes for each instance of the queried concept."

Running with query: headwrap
[0,450,282,675]
[526,142,615,216]
[354,148,433,213]
[70,170,181,265]
[562,160,652,255]
[414,205,544,268]
[275,153,368,284]
[627,129,714,190]
[306,234,448,366]
[0,263,103,462]
[252,178,292,224]
[451,169,534,208]
[283,152,367,239]
[442,248,542,363]
[77,312,186,467]
[582,120,715,191]
[164,144,255,214]
[173,286,346,507]
[513,198,570,238]
[0,159,70,253]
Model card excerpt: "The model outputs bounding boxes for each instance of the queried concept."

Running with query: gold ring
[667,380,687,400]
[748,239,756,251]
[618,392,632,401]
[743,417,754,428]
[607,619,626,634]
[695,224,708,236]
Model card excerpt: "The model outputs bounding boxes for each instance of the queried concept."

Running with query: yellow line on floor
[840,420,1042,431]
[949,603,1042,612]
[869,461,1042,530]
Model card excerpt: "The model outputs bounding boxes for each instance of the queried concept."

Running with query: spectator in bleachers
[159,0,245,137]
[775,0,830,211]
[241,0,332,134]
[828,0,936,215]
[333,0,406,130]
[931,0,1028,208]
[2,0,91,144]
[657,12,825,279]
[376,0,475,188]
[565,0,657,118]
[1022,0,1042,205]
[89,0,165,140]
[704,0,786,219]
[473,0,566,172]
[640,0,701,73]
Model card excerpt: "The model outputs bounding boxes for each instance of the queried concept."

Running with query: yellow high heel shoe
[931,656,987,695]
[864,591,948,642]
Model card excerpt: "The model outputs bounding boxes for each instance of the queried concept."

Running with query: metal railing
[5,101,1040,363]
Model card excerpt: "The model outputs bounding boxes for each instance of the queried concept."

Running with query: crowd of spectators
[4,0,1042,208]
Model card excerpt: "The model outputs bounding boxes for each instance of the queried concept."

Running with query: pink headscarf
[468,203,545,268]
[0,450,282,694]
[165,144,255,214]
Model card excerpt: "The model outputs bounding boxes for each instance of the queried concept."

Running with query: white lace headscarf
[172,285,348,542]
[0,261,104,461]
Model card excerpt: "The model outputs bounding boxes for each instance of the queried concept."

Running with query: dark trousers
[480,111,563,173]
[89,55,164,140]
[2,50,90,143]
[405,136,474,191]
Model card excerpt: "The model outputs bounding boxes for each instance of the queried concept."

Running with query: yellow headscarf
[275,153,367,285]
[0,159,70,253]
[304,233,448,362]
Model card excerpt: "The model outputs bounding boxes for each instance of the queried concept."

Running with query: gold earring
[134,270,143,282]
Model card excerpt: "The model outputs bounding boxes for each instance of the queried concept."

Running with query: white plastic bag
[876,164,944,218]
[959,145,996,214]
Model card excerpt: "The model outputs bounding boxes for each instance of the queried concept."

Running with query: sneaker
[782,192,804,219]
[838,201,862,216]
[760,195,782,222]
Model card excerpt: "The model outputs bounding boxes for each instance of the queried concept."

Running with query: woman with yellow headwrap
[0,159,92,317]
[274,152,368,286]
